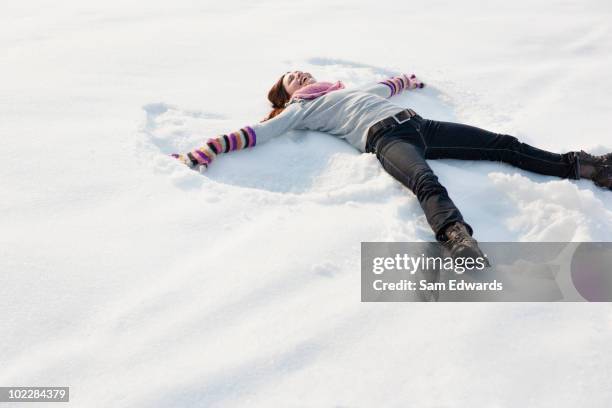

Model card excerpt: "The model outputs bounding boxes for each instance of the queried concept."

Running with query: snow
[2,0,612,406]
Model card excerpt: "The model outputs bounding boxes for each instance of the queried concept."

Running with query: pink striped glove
[379,73,425,97]
[170,153,206,171]
[403,73,425,89]
[170,126,257,171]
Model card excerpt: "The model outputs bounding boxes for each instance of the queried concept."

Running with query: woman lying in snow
[172,70,612,258]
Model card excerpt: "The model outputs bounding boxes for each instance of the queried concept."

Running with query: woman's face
[282,70,316,96]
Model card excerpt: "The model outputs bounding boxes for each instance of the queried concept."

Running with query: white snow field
[2,0,612,406]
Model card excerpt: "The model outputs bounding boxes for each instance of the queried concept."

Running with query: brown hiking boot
[576,151,612,190]
[576,150,612,166]
[443,222,490,266]
[590,166,612,190]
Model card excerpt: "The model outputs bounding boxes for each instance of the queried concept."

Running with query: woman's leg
[375,134,472,241]
[419,119,580,179]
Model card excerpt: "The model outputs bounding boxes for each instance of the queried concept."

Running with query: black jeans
[366,114,579,242]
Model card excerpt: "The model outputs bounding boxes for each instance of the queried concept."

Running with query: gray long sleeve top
[250,79,410,153]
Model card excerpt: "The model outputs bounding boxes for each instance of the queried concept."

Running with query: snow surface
[2,0,612,406]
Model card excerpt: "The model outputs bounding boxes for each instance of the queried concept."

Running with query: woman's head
[264,70,316,121]
[282,71,316,96]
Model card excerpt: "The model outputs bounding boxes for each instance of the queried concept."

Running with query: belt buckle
[392,110,411,125]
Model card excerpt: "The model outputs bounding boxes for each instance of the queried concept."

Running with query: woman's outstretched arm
[172,103,303,170]
[361,73,425,98]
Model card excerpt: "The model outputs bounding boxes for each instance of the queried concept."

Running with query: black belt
[366,108,420,153]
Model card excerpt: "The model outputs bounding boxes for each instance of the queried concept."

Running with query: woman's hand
[170,153,208,172]
[402,73,425,89]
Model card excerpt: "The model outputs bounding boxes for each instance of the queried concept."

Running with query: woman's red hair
[262,74,291,122]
